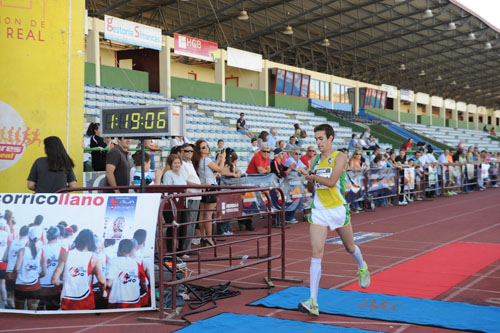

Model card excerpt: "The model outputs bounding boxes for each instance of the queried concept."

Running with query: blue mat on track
[175,313,383,332]
[249,286,500,333]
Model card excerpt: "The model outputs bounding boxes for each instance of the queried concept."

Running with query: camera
[308,170,315,175]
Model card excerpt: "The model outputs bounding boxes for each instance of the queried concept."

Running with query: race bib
[315,167,332,190]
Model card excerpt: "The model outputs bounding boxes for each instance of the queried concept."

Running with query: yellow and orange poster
[0,0,85,192]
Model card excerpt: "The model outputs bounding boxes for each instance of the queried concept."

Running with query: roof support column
[215,50,226,101]
[426,103,432,126]
[87,17,101,86]
[452,105,458,129]
[410,99,417,124]
[259,60,269,106]
[354,84,359,115]
[395,91,401,123]
[439,105,445,127]
[159,36,172,99]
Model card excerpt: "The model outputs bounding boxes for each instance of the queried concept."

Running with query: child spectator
[131,152,163,186]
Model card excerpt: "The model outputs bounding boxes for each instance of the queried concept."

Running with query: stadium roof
[88,0,500,109]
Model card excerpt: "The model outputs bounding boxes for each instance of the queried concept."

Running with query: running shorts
[308,204,350,231]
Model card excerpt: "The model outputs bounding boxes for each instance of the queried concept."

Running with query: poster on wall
[227,47,262,72]
[0,193,161,314]
[104,15,162,50]
[174,33,218,61]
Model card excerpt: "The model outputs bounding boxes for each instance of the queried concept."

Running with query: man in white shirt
[284,148,308,175]
[179,143,201,255]
[421,147,439,197]
[268,128,278,148]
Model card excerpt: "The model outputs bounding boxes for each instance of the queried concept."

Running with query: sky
[455,0,500,32]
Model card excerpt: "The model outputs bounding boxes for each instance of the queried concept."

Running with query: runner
[298,124,370,317]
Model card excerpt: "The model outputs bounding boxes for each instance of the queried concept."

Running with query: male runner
[298,124,370,317]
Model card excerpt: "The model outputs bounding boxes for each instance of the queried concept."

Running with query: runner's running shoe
[358,262,371,288]
[298,298,319,317]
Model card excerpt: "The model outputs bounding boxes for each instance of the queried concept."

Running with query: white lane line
[73,312,132,333]
[443,265,500,301]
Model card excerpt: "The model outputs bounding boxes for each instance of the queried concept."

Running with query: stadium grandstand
[1,0,500,331]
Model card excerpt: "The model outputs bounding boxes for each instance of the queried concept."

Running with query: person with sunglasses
[192,140,225,247]
[284,148,308,175]
[246,145,271,175]
[179,143,202,253]
[301,146,317,169]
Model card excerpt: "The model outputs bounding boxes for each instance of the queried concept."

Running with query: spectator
[357,133,369,150]
[215,139,225,160]
[416,141,426,150]
[193,140,225,247]
[483,125,489,132]
[236,113,254,139]
[246,145,271,174]
[170,136,190,148]
[13,228,46,310]
[268,128,278,148]
[141,139,164,170]
[105,137,131,193]
[179,143,201,254]
[367,136,380,151]
[278,140,290,165]
[395,149,407,165]
[401,138,413,151]
[370,147,381,162]
[457,141,464,150]
[27,136,77,193]
[490,127,497,136]
[86,122,108,171]
[293,123,306,148]
[53,230,105,310]
[218,150,243,236]
[257,131,269,148]
[348,134,359,151]
[162,154,187,186]
[362,126,371,140]
[348,149,362,170]
[248,138,259,161]
[270,148,290,178]
[301,146,316,169]
[131,152,163,186]
[437,149,455,196]
[286,136,299,150]
[422,147,439,197]
[284,149,308,175]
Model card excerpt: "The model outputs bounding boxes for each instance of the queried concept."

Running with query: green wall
[269,94,309,111]
[400,112,416,123]
[432,116,445,127]
[226,86,266,106]
[418,115,431,125]
[85,62,149,91]
[365,108,398,121]
[457,120,468,129]
[171,77,222,100]
[447,119,457,128]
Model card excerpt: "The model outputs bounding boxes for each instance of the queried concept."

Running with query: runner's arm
[51,251,68,286]
[306,152,347,188]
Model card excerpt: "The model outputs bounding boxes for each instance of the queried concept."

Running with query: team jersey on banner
[0,193,161,314]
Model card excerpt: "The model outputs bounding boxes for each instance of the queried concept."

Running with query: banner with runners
[345,170,365,203]
[404,167,415,190]
[0,193,161,314]
[366,168,397,199]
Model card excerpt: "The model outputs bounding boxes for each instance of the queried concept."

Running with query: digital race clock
[100,104,185,137]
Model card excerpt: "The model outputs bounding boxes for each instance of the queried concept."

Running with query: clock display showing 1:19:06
[107,111,167,131]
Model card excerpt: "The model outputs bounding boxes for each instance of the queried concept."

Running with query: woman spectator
[358,133,370,150]
[13,228,46,310]
[348,149,363,212]
[270,148,293,178]
[52,229,106,310]
[277,140,290,165]
[86,123,108,171]
[257,131,269,148]
[162,154,187,186]
[401,138,413,152]
[348,149,363,170]
[293,123,305,147]
[192,140,225,247]
[27,136,77,193]
[218,150,243,235]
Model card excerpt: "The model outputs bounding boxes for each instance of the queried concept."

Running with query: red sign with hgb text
[174,33,218,61]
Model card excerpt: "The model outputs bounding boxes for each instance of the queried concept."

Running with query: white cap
[29,226,42,240]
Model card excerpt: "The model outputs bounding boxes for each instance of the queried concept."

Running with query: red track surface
[1,189,499,332]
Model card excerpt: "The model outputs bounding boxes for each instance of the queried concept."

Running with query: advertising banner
[367,168,397,198]
[104,15,162,50]
[381,84,397,99]
[227,47,262,72]
[174,33,218,61]
[404,167,415,190]
[345,170,365,203]
[480,164,490,180]
[428,166,437,185]
[0,0,85,192]
[0,193,161,314]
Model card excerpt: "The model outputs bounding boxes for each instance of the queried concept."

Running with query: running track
[1,188,499,332]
